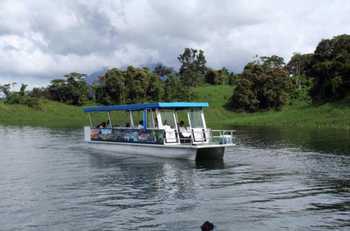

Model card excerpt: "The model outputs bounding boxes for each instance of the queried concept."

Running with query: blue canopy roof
[83,102,209,113]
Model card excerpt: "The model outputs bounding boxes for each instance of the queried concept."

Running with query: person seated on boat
[179,120,191,142]
[96,121,106,129]
[125,122,130,128]
[163,120,171,130]
[138,120,144,129]
[154,118,158,128]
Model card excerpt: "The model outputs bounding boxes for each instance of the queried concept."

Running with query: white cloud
[0,0,350,86]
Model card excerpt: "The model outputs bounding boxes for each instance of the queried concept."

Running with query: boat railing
[178,129,235,145]
[206,129,235,144]
[164,128,179,144]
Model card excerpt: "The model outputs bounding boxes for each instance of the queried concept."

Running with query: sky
[0,0,350,87]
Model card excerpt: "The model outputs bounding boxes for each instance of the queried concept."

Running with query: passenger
[138,120,144,129]
[179,120,191,141]
[96,122,106,129]
[163,120,171,129]
[125,122,130,128]
[201,221,214,231]
[154,118,158,128]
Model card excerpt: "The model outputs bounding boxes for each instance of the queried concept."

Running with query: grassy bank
[0,85,349,129]
[0,100,87,128]
[195,85,350,129]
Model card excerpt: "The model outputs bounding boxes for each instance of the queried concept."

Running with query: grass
[0,100,87,128]
[194,85,350,130]
[0,85,349,129]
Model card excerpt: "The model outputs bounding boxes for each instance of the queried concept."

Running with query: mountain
[85,67,109,85]
[85,63,175,84]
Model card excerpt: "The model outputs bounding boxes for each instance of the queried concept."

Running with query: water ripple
[0,126,350,230]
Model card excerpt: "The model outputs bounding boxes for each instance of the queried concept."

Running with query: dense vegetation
[228,34,350,112]
[0,34,349,129]
[1,47,235,107]
[0,83,40,108]
[93,66,192,104]
[47,72,89,105]
[229,56,291,112]
[308,35,350,101]
[1,85,349,129]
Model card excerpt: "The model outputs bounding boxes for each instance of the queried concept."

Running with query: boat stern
[195,146,225,161]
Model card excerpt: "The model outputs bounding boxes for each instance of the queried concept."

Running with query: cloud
[0,0,350,86]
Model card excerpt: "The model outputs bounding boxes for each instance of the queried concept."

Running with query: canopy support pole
[200,109,207,129]
[151,110,155,128]
[129,111,134,127]
[88,113,93,128]
[187,111,192,129]
[107,112,112,128]
[173,111,180,143]
[187,111,195,143]
[156,109,162,129]
[143,109,147,129]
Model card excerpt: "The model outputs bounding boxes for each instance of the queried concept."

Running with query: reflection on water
[195,159,225,170]
[235,126,350,155]
[0,126,349,230]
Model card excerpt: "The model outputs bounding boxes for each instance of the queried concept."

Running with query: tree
[0,83,11,98]
[153,63,173,77]
[104,68,126,104]
[93,66,166,104]
[47,72,88,105]
[261,68,291,109]
[19,84,28,96]
[29,87,49,98]
[93,77,111,105]
[286,53,314,100]
[1,83,40,108]
[287,53,313,76]
[48,79,67,102]
[147,73,163,101]
[260,55,285,69]
[229,56,292,112]
[65,72,88,105]
[178,48,207,86]
[229,78,258,112]
[205,69,218,85]
[125,66,151,103]
[307,34,350,102]
[205,67,231,85]
[163,74,192,101]
[228,73,239,85]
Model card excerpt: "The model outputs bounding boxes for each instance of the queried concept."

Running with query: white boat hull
[86,141,234,160]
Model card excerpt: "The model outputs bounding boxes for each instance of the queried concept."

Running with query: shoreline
[1,85,349,130]
[1,102,349,130]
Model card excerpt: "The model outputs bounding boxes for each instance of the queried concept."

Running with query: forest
[1,34,349,114]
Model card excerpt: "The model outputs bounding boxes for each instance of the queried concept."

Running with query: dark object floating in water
[201,221,214,231]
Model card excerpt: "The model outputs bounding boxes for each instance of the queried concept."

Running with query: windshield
[160,111,176,129]
[189,110,204,128]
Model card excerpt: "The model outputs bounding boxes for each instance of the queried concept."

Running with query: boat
[83,102,235,160]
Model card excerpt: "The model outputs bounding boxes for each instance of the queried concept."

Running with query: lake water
[0,126,349,231]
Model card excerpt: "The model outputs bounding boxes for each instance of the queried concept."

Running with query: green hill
[0,100,87,128]
[194,85,350,129]
[0,85,349,129]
